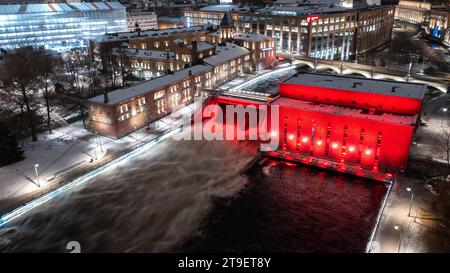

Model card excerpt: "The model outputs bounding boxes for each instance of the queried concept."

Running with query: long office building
[0,1,127,51]
[394,0,431,24]
[236,5,394,60]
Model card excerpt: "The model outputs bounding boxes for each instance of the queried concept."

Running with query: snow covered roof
[199,4,249,13]
[203,43,250,66]
[272,97,418,125]
[187,41,215,52]
[97,26,207,42]
[234,32,274,42]
[112,48,175,60]
[256,5,350,15]
[274,0,341,5]
[89,65,213,105]
[282,73,426,100]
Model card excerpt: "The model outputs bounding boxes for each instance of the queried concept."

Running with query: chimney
[103,91,109,104]
[192,40,198,52]
[191,41,200,65]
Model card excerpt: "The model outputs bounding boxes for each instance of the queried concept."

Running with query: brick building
[87,42,252,139]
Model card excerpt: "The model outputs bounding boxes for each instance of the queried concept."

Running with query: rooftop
[203,43,250,66]
[199,4,249,13]
[274,0,341,4]
[112,48,175,60]
[89,65,213,105]
[256,5,351,15]
[0,1,124,14]
[282,73,426,100]
[127,11,157,16]
[187,41,215,52]
[234,32,274,42]
[97,26,207,42]
[272,97,417,125]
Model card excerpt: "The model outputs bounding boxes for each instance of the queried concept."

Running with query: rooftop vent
[103,91,109,104]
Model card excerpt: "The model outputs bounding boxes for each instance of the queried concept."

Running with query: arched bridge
[288,55,449,93]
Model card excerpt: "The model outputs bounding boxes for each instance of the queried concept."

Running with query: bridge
[287,55,450,93]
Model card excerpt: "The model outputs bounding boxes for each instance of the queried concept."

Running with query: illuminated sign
[433,26,439,38]
[307,16,319,23]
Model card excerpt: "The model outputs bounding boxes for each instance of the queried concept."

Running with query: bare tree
[36,51,62,134]
[0,47,41,141]
[117,46,131,86]
[64,49,99,129]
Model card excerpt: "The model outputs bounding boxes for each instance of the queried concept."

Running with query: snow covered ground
[368,175,446,253]
[0,102,199,205]
[411,93,450,163]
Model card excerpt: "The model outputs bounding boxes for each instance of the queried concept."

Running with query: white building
[127,12,158,32]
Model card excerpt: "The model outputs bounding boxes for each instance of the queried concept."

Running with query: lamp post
[394,225,404,253]
[441,107,448,127]
[34,164,40,188]
[407,187,414,217]
[95,131,103,152]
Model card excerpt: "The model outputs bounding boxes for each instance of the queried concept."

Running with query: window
[156,99,165,114]
[169,85,178,93]
[118,104,130,114]
[154,90,165,100]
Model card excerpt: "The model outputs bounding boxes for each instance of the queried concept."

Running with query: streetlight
[34,164,41,187]
[441,107,448,127]
[393,224,403,253]
[95,131,103,152]
[407,187,414,217]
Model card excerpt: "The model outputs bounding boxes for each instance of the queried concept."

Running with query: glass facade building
[0,1,127,51]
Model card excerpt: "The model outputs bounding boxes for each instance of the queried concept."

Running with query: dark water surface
[183,159,387,253]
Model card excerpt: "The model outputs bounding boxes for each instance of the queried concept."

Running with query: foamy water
[0,132,259,252]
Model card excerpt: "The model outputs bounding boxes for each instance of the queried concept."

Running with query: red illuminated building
[267,73,426,181]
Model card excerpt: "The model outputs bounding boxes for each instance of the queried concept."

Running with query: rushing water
[0,129,387,253]
[0,137,259,252]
